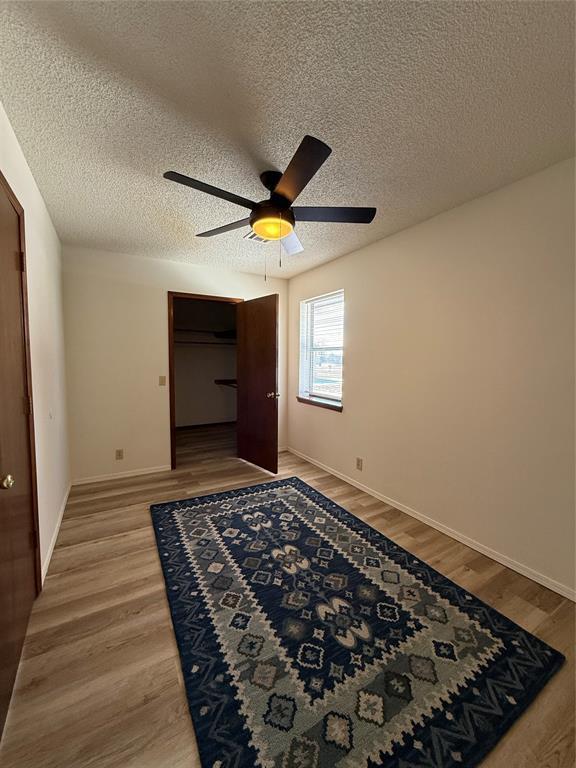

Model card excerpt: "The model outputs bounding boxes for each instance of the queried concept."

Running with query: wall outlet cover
[115,449,124,460]
[356,457,363,471]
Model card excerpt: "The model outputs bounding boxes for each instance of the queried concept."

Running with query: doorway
[0,171,41,736]
[168,292,280,474]
[170,294,240,468]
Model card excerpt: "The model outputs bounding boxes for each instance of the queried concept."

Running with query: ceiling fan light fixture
[251,216,293,240]
[250,203,295,241]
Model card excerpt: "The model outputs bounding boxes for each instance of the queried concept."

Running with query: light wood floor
[175,422,236,467]
[0,443,573,767]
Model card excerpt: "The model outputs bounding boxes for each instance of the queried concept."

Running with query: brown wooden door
[0,175,39,735]
[237,294,279,473]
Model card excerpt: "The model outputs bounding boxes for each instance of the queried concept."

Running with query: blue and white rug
[151,477,563,768]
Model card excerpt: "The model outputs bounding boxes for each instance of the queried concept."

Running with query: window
[298,290,344,411]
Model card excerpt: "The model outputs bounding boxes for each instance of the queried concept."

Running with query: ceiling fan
[163,135,376,256]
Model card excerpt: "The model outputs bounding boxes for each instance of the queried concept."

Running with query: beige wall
[0,101,70,579]
[63,247,287,482]
[288,159,575,597]
[175,344,237,427]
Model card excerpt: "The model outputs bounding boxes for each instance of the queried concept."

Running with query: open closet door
[237,294,279,473]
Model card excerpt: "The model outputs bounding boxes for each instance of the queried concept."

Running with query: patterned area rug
[151,477,563,768]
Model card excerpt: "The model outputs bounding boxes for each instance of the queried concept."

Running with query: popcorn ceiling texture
[0,1,573,277]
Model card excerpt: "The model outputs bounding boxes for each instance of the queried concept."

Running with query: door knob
[1,474,15,489]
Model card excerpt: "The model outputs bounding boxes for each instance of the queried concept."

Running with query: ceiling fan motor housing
[250,200,295,228]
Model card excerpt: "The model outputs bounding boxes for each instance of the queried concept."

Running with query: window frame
[298,289,344,412]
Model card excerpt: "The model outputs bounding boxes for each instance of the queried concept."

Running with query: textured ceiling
[0,1,573,277]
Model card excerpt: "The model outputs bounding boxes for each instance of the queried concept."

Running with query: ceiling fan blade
[164,171,256,210]
[293,206,376,223]
[281,230,304,256]
[196,217,251,237]
[273,136,332,203]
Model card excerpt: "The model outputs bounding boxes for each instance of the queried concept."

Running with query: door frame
[167,291,243,470]
[0,170,42,595]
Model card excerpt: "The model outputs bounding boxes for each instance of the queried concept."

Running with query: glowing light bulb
[251,216,293,241]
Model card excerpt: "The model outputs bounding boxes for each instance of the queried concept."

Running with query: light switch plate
[159,375,166,386]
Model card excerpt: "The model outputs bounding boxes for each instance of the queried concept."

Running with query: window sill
[297,396,343,412]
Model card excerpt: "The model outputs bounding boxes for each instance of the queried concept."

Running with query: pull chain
[279,211,282,270]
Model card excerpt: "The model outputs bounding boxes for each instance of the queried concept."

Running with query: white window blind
[299,290,344,405]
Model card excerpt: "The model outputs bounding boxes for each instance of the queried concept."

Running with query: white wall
[0,101,70,579]
[175,344,237,427]
[288,159,575,598]
[62,247,288,482]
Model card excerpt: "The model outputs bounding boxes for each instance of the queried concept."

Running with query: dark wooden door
[237,294,279,473]
[0,175,39,735]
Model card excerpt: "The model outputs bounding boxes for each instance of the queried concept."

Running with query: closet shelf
[174,327,236,339]
[174,341,236,346]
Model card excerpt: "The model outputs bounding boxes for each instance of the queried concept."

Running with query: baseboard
[287,447,575,602]
[41,482,71,583]
[72,464,172,485]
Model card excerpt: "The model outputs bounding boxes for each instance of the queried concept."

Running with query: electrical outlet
[356,457,363,471]
[115,449,124,460]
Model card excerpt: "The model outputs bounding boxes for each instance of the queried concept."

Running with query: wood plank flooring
[0,437,573,767]
[174,422,236,467]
